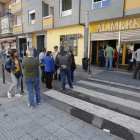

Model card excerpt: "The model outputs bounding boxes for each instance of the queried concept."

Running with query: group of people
[98,45,118,71]
[6,46,76,109]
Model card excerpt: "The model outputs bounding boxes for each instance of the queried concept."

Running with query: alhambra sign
[90,18,140,33]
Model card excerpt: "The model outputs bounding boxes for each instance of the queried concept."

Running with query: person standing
[127,50,134,72]
[133,49,140,79]
[22,49,41,109]
[98,47,104,69]
[55,46,73,92]
[68,51,76,83]
[52,46,61,80]
[41,51,56,89]
[7,49,23,98]
[39,48,46,83]
[5,48,11,58]
[104,45,114,71]
[33,46,37,57]
[113,48,118,68]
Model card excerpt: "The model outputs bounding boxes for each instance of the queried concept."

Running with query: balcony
[13,24,23,35]
[43,15,54,29]
[0,8,11,18]
[1,28,13,36]
[11,0,22,15]
[92,0,111,10]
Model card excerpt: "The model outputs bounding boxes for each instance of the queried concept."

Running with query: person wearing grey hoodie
[55,46,73,92]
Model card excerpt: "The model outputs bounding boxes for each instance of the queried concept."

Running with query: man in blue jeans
[104,45,114,71]
[55,46,73,92]
[22,49,41,109]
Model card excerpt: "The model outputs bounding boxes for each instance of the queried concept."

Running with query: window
[60,0,72,17]
[60,34,78,56]
[92,0,111,10]
[12,0,20,4]
[29,9,35,25]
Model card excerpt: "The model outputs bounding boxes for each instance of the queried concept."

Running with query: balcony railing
[0,8,11,18]
[93,0,111,10]
[1,28,13,34]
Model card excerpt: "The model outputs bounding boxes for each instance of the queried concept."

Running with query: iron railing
[0,8,11,18]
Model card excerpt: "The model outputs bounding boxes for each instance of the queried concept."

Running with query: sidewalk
[75,66,140,86]
[0,80,120,140]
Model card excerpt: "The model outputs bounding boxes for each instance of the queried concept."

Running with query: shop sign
[26,34,32,38]
[77,33,82,39]
[90,18,140,33]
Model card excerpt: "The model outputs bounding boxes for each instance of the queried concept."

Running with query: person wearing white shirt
[52,46,61,80]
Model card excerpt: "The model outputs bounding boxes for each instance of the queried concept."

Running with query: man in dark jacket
[55,46,73,92]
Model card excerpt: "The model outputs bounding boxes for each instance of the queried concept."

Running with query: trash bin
[82,58,89,71]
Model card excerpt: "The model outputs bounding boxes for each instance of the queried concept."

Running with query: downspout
[79,0,84,26]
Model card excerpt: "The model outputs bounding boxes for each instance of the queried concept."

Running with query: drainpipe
[84,11,89,58]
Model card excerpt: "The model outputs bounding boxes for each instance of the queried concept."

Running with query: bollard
[2,64,5,84]
[21,77,24,93]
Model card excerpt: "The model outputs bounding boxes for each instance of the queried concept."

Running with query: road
[0,59,140,140]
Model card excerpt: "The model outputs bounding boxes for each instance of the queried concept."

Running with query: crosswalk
[44,78,140,137]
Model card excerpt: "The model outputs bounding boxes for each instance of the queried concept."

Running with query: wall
[80,0,124,24]
[54,0,80,28]
[47,25,85,65]
[0,3,4,12]
[124,0,140,16]
[22,0,43,33]
[4,0,12,9]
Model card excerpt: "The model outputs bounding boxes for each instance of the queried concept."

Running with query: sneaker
[15,93,22,97]
[36,102,40,105]
[28,104,34,109]
[61,88,66,92]
[7,92,11,99]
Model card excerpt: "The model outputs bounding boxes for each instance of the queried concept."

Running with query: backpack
[5,58,11,73]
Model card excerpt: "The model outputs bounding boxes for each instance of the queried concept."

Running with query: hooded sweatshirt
[55,51,72,69]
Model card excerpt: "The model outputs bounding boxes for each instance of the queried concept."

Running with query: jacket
[98,50,103,58]
[52,50,59,61]
[6,57,22,73]
[41,56,56,72]
[33,49,37,57]
[133,49,140,61]
[55,51,72,69]
[39,52,45,67]
[70,55,76,70]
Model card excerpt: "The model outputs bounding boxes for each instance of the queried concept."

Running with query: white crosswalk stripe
[44,90,140,134]
[77,80,140,98]
[65,85,140,111]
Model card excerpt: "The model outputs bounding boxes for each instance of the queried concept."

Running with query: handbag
[14,71,23,78]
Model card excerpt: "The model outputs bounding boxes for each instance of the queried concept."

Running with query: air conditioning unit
[62,9,72,17]
[30,20,35,25]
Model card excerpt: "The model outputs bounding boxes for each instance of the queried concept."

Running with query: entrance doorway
[134,44,140,51]
[19,38,26,57]
[37,35,45,56]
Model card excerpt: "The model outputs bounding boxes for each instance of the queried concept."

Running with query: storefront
[47,25,84,65]
[90,17,140,68]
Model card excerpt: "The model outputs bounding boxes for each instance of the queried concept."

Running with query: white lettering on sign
[96,18,140,32]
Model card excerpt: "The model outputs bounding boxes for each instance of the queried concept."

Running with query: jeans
[71,69,75,83]
[98,57,103,68]
[133,61,140,79]
[60,69,73,91]
[40,66,45,83]
[9,73,22,93]
[25,78,41,107]
[127,61,133,71]
[105,57,113,71]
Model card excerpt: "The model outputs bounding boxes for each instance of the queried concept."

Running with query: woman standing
[41,51,56,89]
[7,49,23,98]
[127,50,134,72]
[113,48,118,68]
[68,51,76,84]
[98,47,104,69]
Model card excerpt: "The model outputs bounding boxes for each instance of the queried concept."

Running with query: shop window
[125,44,133,64]
[60,34,78,56]
[60,0,72,17]
[92,0,111,10]
[29,9,35,25]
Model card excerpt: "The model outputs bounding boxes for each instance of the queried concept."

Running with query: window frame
[28,9,35,25]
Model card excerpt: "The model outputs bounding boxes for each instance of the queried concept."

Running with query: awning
[0,39,16,43]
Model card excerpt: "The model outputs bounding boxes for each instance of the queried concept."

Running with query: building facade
[1,0,140,68]
[0,0,16,52]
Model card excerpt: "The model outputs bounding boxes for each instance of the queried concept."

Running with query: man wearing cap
[52,46,60,80]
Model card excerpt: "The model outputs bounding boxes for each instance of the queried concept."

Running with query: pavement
[0,79,121,140]
[75,66,140,86]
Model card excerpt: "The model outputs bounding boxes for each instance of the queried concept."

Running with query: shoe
[28,104,34,109]
[36,102,40,105]
[61,88,66,92]
[15,93,22,97]
[7,92,11,99]
[133,77,136,79]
